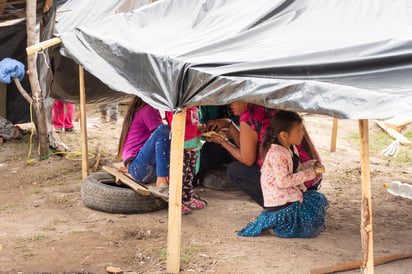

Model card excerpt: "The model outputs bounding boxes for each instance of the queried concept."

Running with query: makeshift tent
[57,0,412,119]
[30,0,412,273]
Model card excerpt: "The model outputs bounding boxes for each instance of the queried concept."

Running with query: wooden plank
[383,117,412,133]
[359,120,374,274]
[376,121,412,145]
[102,166,151,196]
[79,65,89,179]
[330,118,338,152]
[166,110,186,274]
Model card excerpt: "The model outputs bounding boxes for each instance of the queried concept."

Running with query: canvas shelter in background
[0,0,46,123]
[55,0,412,119]
[0,0,149,123]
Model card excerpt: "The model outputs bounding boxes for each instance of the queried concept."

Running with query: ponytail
[116,96,146,162]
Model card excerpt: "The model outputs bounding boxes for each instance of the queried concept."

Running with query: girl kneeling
[238,110,328,238]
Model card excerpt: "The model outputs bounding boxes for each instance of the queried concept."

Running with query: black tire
[201,167,237,191]
[81,172,167,214]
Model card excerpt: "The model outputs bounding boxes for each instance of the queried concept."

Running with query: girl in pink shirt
[166,108,207,214]
[238,110,328,238]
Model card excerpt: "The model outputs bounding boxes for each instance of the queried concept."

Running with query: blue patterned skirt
[238,190,329,238]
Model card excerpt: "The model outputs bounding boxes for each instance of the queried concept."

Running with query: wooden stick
[26,0,50,158]
[79,65,89,179]
[102,166,151,196]
[0,83,6,117]
[26,37,62,56]
[376,121,412,146]
[13,77,33,104]
[74,105,87,122]
[0,0,7,17]
[310,252,412,274]
[359,119,374,273]
[92,144,101,172]
[330,118,338,152]
[43,0,53,13]
[166,109,186,274]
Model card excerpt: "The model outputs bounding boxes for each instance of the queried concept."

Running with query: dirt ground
[1,105,412,274]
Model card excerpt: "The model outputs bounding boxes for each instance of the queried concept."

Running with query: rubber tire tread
[201,167,237,191]
[81,172,167,214]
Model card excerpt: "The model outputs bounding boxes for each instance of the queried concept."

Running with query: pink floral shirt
[261,144,318,207]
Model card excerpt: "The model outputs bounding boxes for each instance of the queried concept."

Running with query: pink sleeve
[267,149,316,189]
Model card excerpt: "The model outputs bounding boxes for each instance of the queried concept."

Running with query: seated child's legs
[182,150,206,209]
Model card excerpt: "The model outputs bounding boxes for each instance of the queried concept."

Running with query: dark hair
[116,95,146,161]
[260,110,303,162]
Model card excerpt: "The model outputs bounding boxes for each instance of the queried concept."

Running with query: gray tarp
[58,0,412,119]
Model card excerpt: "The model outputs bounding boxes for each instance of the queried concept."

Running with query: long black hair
[116,95,146,161]
[260,110,303,162]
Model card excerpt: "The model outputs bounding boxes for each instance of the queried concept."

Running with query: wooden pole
[26,37,62,56]
[26,0,50,158]
[0,0,7,17]
[79,65,89,179]
[166,109,186,274]
[330,118,338,152]
[310,252,412,274]
[359,119,374,273]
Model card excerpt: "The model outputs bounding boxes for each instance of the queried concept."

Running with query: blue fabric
[238,190,329,238]
[128,124,171,183]
[0,58,25,83]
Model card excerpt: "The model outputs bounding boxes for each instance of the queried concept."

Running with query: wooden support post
[0,0,7,17]
[358,120,374,273]
[330,118,338,152]
[166,109,186,274]
[26,37,62,56]
[79,65,89,179]
[26,0,50,158]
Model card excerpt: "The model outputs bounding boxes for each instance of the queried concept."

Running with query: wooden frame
[26,37,379,274]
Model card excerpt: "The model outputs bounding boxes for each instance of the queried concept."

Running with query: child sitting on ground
[166,108,207,215]
[238,110,329,238]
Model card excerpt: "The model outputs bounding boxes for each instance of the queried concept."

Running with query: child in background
[166,108,207,215]
[52,100,75,132]
[117,96,170,198]
[238,110,328,238]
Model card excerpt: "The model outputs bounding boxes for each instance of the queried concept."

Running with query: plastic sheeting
[58,0,412,119]
[46,0,148,104]
[0,23,31,123]
[0,0,46,123]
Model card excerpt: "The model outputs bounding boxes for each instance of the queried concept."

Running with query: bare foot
[118,166,128,173]
[156,176,168,188]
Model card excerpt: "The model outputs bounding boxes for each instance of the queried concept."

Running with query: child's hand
[206,134,224,144]
[206,118,231,132]
[313,162,325,175]
[197,123,207,133]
